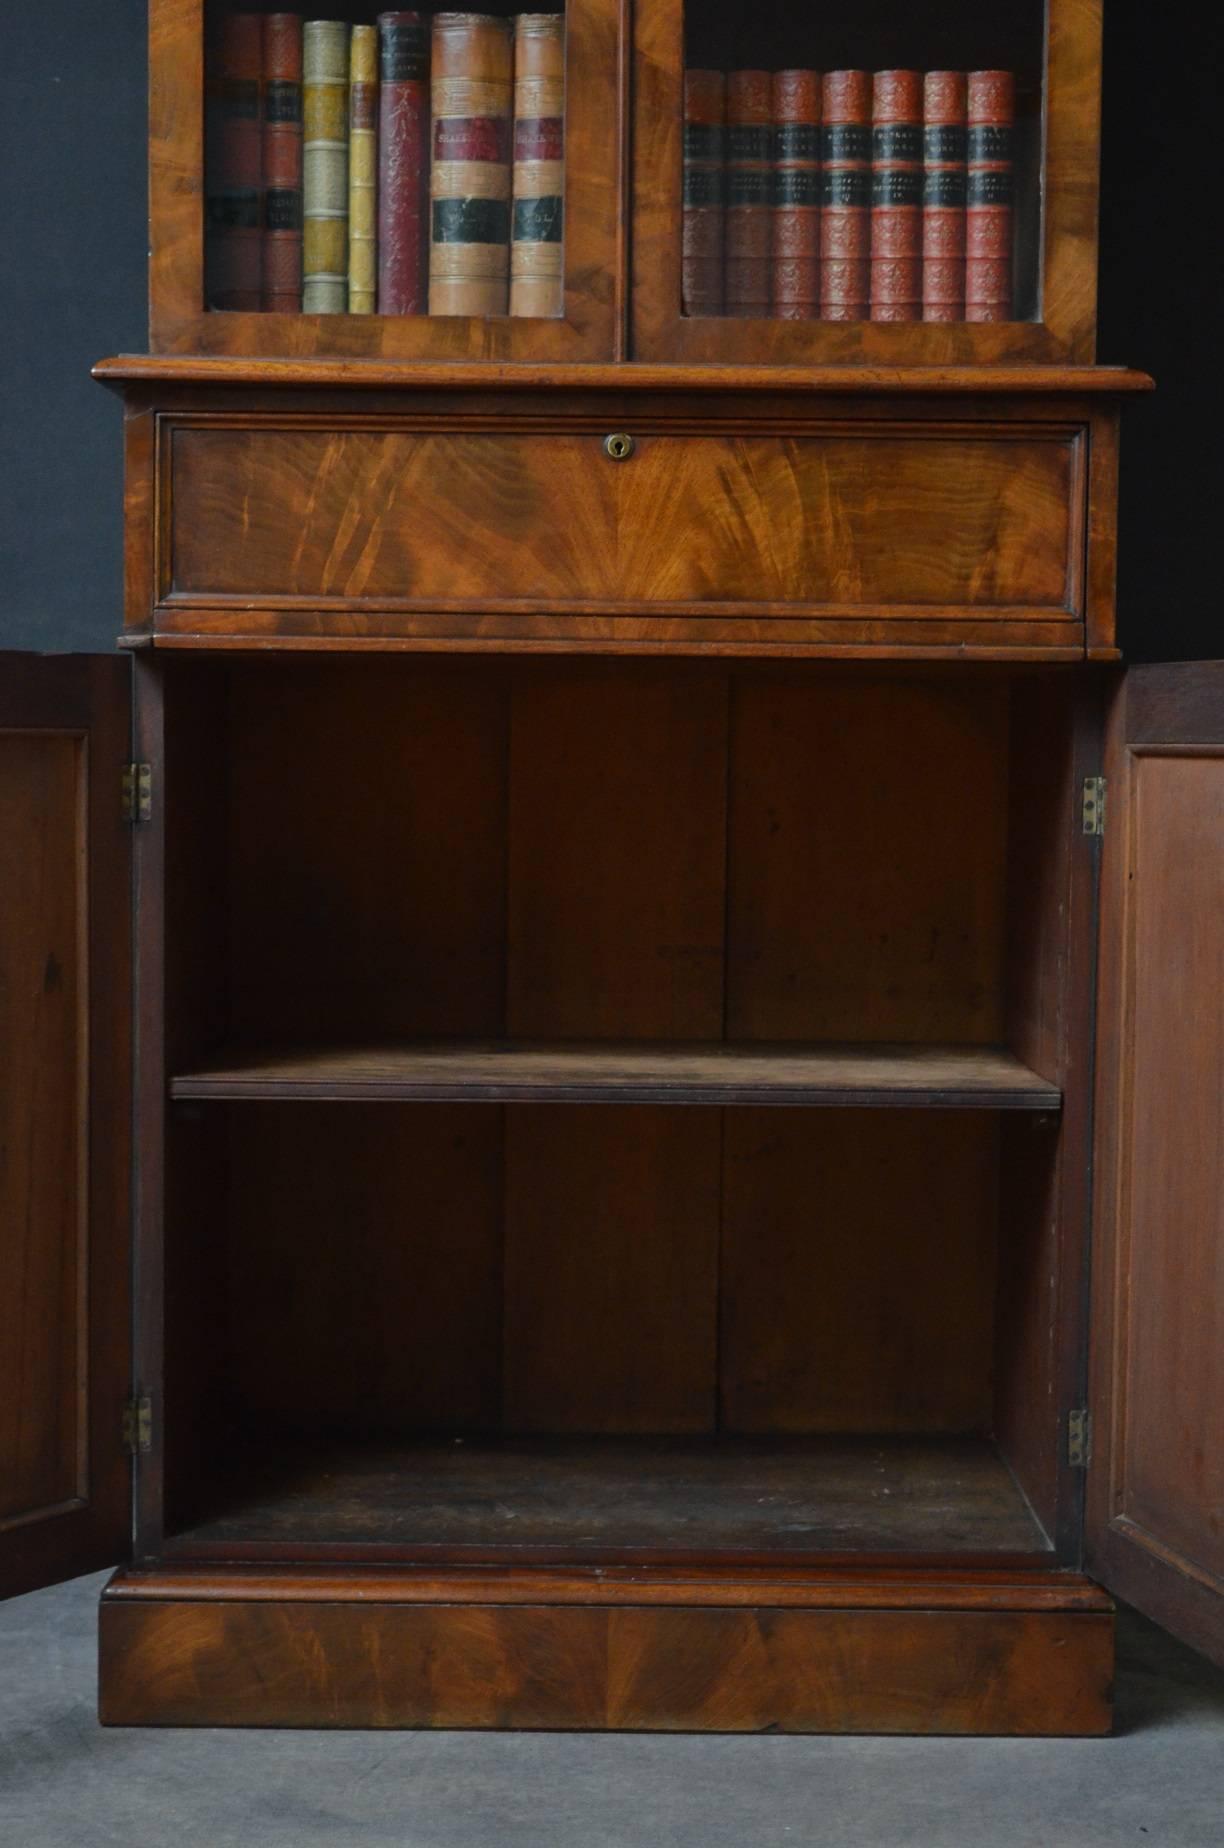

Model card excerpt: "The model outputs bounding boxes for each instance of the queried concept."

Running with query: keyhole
[603,433,635,461]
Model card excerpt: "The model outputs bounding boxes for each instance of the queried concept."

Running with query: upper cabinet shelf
[151,0,1103,365]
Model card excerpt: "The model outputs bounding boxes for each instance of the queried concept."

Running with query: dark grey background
[0,2,1217,659]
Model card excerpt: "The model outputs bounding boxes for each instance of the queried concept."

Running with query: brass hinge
[122,762,152,824]
[122,1395,152,1455]
[1081,775,1106,837]
[1067,1408,1092,1469]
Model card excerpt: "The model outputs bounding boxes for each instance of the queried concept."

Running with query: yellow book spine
[302,20,349,313]
[348,24,378,313]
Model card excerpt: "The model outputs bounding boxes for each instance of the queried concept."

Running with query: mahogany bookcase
[2,0,1222,1734]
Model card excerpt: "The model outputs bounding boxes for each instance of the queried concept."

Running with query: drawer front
[164,421,1085,623]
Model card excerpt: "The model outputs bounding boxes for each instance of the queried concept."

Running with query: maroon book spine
[820,70,870,322]
[262,14,303,313]
[682,69,725,317]
[966,69,1015,322]
[210,13,264,311]
[377,12,430,314]
[922,71,967,322]
[771,70,820,321]
[724,70,773,318]
[870,70,922,322]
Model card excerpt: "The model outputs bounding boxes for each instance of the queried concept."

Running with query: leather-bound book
[725,71,773,317]
[377,12,429,315]
[966,69,1015,321]
[348,25,378,312]
[682,69,725,317]
[302,20,350,313]
[870,70,922,322]
[922,70,967,322]
[209,13,263,312]
[771,70,821,321]
[262,15,303,314]
[510,14,565,318]
[820,70,870,322]
[429,13,514,316]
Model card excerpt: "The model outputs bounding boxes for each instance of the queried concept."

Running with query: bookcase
[3,0,1223,1736]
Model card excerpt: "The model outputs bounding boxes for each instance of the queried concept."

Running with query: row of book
[683,68,1016,323]
[207,10,565,318]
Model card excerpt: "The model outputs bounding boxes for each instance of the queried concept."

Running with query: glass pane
[682,1,1042,322]
[204,5,566,318]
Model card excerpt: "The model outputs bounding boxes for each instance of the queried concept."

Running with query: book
[262,14,304,314]
[210,12,263,312]
[429,12,514,316]
[870,70,922,322]
[771,70,821,321]
[966,69,1014,322]
[922,71,967,322]
[682,69,725,317]
[302,20,350,313]
[724,70,773,318]
[348,25,378,312]
[510,14,565,318]
[820,70,870,322]
[377,11,430,315]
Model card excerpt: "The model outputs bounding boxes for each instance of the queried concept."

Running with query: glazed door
[1088,661,1224,1667]
[0,654,133,1598]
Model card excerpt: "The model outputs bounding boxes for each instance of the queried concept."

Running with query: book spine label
[682,70,725,317]
[966,69,1014,321]
[262,15,303,314]
[771,70,820,321]
[429,12,513,316]
[725,70,773,317]
[210,13,263,312]
[922,70,966,322]
[302,20,349,314]
[870,70,921,322]
[820,70,870,320]
[510,14,565,318]
[377,11,429,315]
[348,26,378,312]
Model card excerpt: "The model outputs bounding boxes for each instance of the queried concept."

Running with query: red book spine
[682,69,725,317]
[378,12,430,315]
[725,70,772,318]
[262,14,303,313]
[922,71,966,322]
[870,70,922,322]
[966,69,1014,322]
[820,70,870,322]
[211,13,263,312]
[771,70,820,321]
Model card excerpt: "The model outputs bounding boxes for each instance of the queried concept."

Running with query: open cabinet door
[0,653,133,1598]
[1088,661,1224,1667]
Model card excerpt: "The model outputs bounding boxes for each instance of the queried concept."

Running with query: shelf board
[170,1040,1061,1110]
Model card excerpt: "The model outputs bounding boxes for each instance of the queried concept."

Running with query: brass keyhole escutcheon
[603,433,636,461]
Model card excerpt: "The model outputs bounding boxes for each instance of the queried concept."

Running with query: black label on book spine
[872,170,922,207]
[727,125,771,162]
[683,122,725,162]
[209,189,261,229]
[872,124,922,162]
[924,171,966,208]
[432,197,511,244]
[380,25,429,83]
[774,122,820,161]
[223,78,259,120]
[774,170,820,206]
[968,125,1013,163]
[265,187,303,229]
[967,171,1014,207]
[823,123,870,163]
[924,124,966,162]
[513,196,563,242]
[264,80,301,124]
[683,169,724,207]
[727,171,770,207]
[822,169,869,207]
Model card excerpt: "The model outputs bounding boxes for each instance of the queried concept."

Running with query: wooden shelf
[170,1041,1061,1109]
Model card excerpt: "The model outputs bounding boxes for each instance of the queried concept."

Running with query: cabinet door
[0,654,133,1598]
[1089,661,1224,1666]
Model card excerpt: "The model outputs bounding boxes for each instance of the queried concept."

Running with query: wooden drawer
[155,415,1089,652]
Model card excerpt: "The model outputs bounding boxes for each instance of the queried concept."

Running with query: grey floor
[2,1573,1224,1848]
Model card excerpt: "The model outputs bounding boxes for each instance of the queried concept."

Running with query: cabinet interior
[161,655,1080,1563]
